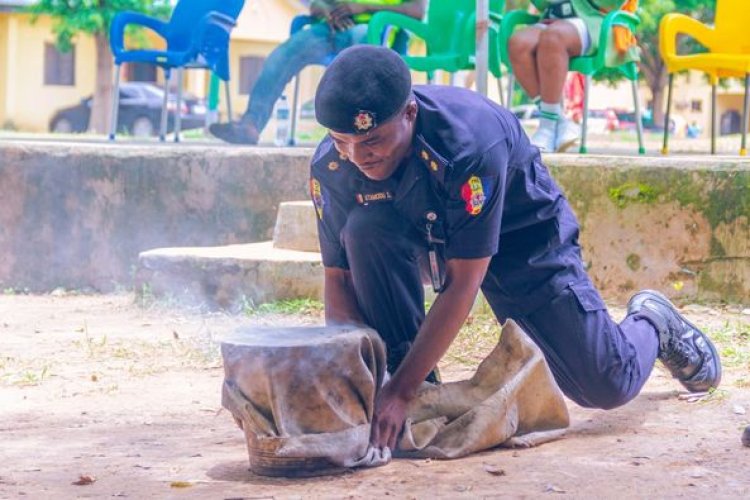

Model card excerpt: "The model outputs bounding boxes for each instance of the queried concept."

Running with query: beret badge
[354,110,376,133]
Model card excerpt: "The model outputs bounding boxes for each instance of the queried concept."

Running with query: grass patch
[244,298,324,317]
[0,359,52,387]
[706,319,750,368]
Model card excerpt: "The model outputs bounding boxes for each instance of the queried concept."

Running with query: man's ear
[405,100,418,122]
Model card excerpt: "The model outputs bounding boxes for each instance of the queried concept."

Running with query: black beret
[315,45,412,134]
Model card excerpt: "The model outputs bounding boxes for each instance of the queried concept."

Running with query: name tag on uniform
[355,191,394,205]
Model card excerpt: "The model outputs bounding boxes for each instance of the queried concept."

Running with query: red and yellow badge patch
[460,175,486,215]
[310,178,324,219]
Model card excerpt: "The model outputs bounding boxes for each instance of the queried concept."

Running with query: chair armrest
[499,10,540,68]
[659,13,716,64]
[367,11,431,47]
[109,11,169,57]
[594,9,640,68]
[290,15,318,35]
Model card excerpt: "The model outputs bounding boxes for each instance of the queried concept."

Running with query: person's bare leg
[508,27,543,99]
[531,21,583,152]
[536,21,582,104]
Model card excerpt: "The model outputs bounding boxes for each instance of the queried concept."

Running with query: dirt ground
[1,293,749,499]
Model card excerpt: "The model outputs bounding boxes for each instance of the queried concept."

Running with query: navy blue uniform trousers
[341,203,660,410]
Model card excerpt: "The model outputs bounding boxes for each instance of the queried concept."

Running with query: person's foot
[208,121,259,145]
[530,122,557,153]
[555,118,580,153]
[627,290,722,393]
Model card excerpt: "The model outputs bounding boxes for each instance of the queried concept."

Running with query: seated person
[507,0,633,152]
[210,0,426,145]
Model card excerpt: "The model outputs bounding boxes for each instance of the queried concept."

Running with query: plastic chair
[366,0,506,105]
[660,0,750,155]
[500,9,645,154]
[288,15,410,145]
[109,0,245,142]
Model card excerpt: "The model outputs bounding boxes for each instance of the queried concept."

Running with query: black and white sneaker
[627,290,721,393]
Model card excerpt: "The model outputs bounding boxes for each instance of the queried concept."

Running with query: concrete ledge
[0,141,312,292]
[546,154,750,302]
[1,141,749,302]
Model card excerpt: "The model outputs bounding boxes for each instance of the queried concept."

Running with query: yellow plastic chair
[660,0,750,155]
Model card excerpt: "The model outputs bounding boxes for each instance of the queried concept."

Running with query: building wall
[2,13,97,132]
[0,15,9,127]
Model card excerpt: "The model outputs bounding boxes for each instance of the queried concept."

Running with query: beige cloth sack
[221,321,569,476]
[398,320,570,458]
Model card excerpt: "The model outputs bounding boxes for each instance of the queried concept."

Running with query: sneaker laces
[661,337,693,370]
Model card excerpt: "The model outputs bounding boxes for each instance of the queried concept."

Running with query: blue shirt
[310,85,584,312]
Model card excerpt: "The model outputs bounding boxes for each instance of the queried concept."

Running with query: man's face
[328,101,417,181]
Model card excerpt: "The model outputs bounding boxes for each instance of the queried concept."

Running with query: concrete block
[136,242,323,311]
[272,201,320,252]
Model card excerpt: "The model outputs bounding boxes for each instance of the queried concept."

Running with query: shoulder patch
[460,175,488,215]
[310,178,325,219]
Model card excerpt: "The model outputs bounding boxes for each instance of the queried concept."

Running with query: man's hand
[329,2,366,30]
[370,380,411,449]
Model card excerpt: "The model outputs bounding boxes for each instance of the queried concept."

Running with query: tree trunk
[89,32,114,134]
[651,83,665,128]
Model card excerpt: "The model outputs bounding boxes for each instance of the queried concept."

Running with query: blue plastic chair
[288,15,410,145]
[109,0,245,141]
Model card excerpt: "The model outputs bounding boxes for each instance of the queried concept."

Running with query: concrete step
[135,241,323,311]
[272,201,319,252]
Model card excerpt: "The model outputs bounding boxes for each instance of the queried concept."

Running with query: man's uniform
[311,85,656,408]
[310,46,720,410]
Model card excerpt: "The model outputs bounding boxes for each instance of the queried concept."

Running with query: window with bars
[44,43,75,86]
[239,55,266,95]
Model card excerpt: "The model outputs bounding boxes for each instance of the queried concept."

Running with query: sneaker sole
[638,290,722,390]
[556,137,579,153]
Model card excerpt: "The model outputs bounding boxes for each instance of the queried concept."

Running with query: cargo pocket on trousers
[569,281,607,313]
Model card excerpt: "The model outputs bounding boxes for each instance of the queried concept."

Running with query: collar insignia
[415,134,449,183]
[354,110,376,133]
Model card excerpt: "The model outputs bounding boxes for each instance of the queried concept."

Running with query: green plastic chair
[367,0,506,105]
[499,9,645,154]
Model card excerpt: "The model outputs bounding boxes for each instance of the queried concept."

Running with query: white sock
[538,102,561,131]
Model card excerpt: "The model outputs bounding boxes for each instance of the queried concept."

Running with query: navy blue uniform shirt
[310,85,585,313]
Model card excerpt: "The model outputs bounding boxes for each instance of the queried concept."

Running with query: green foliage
[28,0,172,51]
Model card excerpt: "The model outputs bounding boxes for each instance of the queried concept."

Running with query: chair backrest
[712,0,750,54]
[422,0,496,56]
[167,0,245,52]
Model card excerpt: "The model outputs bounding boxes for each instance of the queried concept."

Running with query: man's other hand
[309,0,334,18]
[370,380,411,449]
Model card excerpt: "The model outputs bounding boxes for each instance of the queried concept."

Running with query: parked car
[49,82,207,137]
